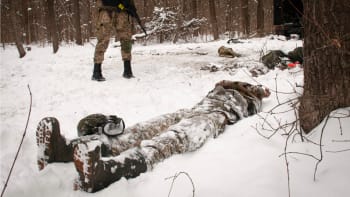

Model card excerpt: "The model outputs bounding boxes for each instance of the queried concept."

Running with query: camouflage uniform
[94,0,133,63]
[36,81,270,192]
[218,46,241,58]
[261,47,303,69]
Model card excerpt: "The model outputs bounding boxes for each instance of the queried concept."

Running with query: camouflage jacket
[192,82,263,124]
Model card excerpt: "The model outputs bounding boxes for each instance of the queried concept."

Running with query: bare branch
[1,85,32,197]
[279,152,319,161]
[274,74,281,104]
[313,115,330,181]
[165,171,196,197]
[326,149,350,153]
[332,139,350,143]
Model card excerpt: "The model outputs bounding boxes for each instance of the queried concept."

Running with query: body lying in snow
[36,80,270,192]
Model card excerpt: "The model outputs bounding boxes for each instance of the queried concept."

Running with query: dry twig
[1,85,32,197]
[165,171,195,197]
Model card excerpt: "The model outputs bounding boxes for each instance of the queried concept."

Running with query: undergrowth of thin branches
[251,74,350,197]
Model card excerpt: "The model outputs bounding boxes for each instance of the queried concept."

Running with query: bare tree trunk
[256,0,264,37]
[208,0,219,40]
[143,0,148,16]
[191,0,198,19]
[22,0,30,44]
[10,0,26,58]
[240,0,250,37]
[173,0,183,43]
[191,0,200,36]
[73,0,82,45]
[299,0,350,133]
[28,0,35,43]
[225,0,231,33]
[85,0,93,42]
[46,0,59,53]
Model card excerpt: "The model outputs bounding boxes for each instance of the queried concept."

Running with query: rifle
[117,0,147,36]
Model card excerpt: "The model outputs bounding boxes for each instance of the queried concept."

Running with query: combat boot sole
[36,117,60,170]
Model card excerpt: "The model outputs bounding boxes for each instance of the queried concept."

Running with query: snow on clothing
[36,81,269,192]
[94,0,134,63]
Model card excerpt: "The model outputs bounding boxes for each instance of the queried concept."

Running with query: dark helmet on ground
[77,114,125,137]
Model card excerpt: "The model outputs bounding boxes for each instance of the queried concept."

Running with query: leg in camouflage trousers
[73,112,227,192]
[36,111,227,192]
[94,11,132,63]
[36,109,192,169]
[92,10,133,81]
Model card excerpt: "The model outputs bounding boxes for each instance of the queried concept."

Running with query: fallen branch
[1,85,32,197]
[283,129,295,197]
[326,149,350,153]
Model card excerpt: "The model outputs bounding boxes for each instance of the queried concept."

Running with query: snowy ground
[1,37,349,197]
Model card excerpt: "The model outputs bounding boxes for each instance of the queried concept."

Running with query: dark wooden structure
[273,0,303,37]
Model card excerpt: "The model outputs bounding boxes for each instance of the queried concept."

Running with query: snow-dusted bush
[145,7,207,43]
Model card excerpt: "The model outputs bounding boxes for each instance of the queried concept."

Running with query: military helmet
[77,114,125,137]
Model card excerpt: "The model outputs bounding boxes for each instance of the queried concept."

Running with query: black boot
[92,63,106,81]
[36,117,74,170]
[74,141,147,192]
[123,60,134,79]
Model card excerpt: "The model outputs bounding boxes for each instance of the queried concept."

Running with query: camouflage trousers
[94,10,133,63]
[104,110,227,169]
[72,109,227,170]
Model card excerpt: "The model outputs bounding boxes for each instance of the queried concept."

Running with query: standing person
[92,0,136,81]
[36,81,270,192]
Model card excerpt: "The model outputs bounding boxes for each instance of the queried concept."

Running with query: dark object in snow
[36,117,73,170]
[250,66,269,77]
[262,47,303,69]
[201,63,269,77]
[36,81,270,192]
[262,50,288,69]
[91,63,106,81]
[73,142,147,192]
[218,46,241,58]
[274,0,303,38]
[123,60,135,78]
[77,114,125,137]
[227,39,244,44]
[201,64,220,72]
[287,47,303,64]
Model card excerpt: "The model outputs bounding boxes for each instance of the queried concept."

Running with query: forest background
[1,0,271,48]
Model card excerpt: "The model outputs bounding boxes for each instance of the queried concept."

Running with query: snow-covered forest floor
[1,37,349,197]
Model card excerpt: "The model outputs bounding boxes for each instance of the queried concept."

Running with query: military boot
[92,63,106,81]
[122,60,134,79]
[36,117,73,170]
[73,141,147,192]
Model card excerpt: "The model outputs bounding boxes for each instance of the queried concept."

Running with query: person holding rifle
[92,0,146,81]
